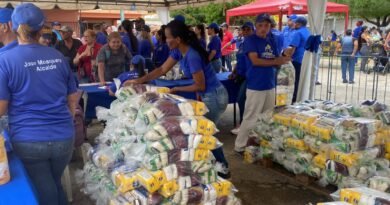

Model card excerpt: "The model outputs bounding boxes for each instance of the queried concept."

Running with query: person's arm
[123,56,177,86]
[334,42,341,56]
[171,70,206,93]
[73,52,84,65]
[208,50,216,61]
[0,101,8,116]
[98,62,106,85]
[67,93,78,118]
[351,39,358,56]
[222,42,232,50]
[248,52,291,67]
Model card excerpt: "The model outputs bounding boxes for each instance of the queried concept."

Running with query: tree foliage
[170,0,252,26]
[330,0,390,27]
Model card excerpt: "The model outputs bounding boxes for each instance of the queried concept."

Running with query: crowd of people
[1,2,390,205]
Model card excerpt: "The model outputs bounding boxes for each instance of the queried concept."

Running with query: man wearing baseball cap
[288,16,311,103]
[235,14,291,154]
[0,8,17,54]
[51,21,62,41]
[55,25,83,74]
[282,14,297,49]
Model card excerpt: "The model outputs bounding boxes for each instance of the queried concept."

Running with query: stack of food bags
[246,100,390,195]
[76,85,241,205]
[276,63,295,106]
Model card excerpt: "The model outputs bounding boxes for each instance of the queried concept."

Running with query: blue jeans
[13,138,74,205]
[341,55,356,82]
[209,59,222,73]
[222,54,233,72]
[200,85,229,169]
[237,79,247,123]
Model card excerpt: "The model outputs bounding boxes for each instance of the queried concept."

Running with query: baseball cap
[220,22,228,28]
[132,55,145,65]
[12,3,45,32]
[287,14,298,20]
[207,22,219,30]
[0,8,13,23]
[255,13,272,23]
[52,21,61,26]
[293,16,307,26]
[241,21,254,30]
[174,15,185,23]
[41,26,52,39]
[60,25,73,32]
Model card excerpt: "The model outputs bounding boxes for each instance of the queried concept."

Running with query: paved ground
[69,105,331,205]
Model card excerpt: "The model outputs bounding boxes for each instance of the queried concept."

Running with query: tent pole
[345,10,349,31]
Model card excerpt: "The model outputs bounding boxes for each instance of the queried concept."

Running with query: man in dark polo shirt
[55,25,82,75]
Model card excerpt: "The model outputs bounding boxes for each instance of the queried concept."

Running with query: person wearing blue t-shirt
[235,14,291,153]
[270,18,284,52]
[152,27,170,68]
[282,14,297,49]
[207,23,223,73]
[288,16,311,103]
[0,8,17,54]
[228,21,254,135]
[353,21,364,39]
[0,4,78,205]
[124,20,231,179]
[195,24,207,49]
[121,20,139,56]
[109,55,145,95]
[94,24,108,45]
[138,25,155,72]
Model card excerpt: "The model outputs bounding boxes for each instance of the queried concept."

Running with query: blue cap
[51,21,61,26]
[132,55,145,65]
[12,3,45,32]
[207,22,219,30]
[241,21,254,30]
[174,15,185,23]
[287,14,298,20]
[255,13,272,23]
[293,16,307,26]
[0,8,13,23]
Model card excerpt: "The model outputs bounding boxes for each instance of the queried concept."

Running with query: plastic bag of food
[367,176,390,193]
[172,186,204,205]
[272,105,312,126]
[305,165,322,178]
[90,145,124,172]
[318,169,344,186]
[317,202,352,205]
[334,118,382,141]
[284,138,309,151]
[116,84,170,101]
[243,146,262,164]
[276,63,295,106]
[376,111,390,125]
[310,114,346,142]
[144,116,218,141]
[304,135,330,155]
[290,109,331,138]
[338,176,365,189]
[359,100,388,118]
[312,154,328,169]
[339,187,390,205]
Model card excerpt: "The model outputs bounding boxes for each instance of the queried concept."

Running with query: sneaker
[342,79,348,83]
[315,81,321,85]
[349,81,355,84]
[230,127,240,135]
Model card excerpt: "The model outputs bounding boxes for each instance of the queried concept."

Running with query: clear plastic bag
[339,186,390,205]
[367,176,390,193]
[116,84,170,101]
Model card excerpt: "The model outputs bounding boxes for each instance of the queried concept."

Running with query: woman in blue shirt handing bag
[0,4,78,205]
[124,20,231,178]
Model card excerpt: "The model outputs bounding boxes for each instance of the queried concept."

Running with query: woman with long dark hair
[121,20,138,56]
[138,25,155,72]
[195,24,207,49]
[206,23,223,73]
[358,26,371,73]
[152,26,170,68]
[124,20,230,179]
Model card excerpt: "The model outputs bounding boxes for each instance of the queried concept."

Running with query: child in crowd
[108,55,146,95]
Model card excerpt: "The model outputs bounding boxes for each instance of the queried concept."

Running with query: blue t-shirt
[353,26,362,39]
[0,44,77,142]
[244,34,279,91]
[289,26,310,63]
[96,32,108,45]
[331,33,337,41]
[200,38,207,50]
[109,70,139,93]
[153,42,170,68]
[207,36,222,59]
[138,39,152,59]
[0,40,18,54]
[231,36,244,50]
[271,29,284,54]
[173,47,221,94]
[152,36,158,47]
[170,49,181,61]
[120,32,132,53]
[235,38,250,77]
[282,26,295,49]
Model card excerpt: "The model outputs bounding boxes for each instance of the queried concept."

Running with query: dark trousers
[237,79,247,123]
[292,61,302,103]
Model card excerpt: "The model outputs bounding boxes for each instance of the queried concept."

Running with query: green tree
[331,0,390,28]
[170,0,251,25]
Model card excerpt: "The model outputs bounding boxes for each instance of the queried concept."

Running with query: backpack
[74,90,87,147]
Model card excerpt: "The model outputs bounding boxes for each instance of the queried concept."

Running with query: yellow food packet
[198,136,217,150]
[340,189,362,205]
[260,140,271,148]
[194,149,210,161]
[190,101,207,116]
[152,170,167,186]
[285,138,308,151]
[276,93,288,106]
[159,180,179,198]
[312,154,327,169]
[136,170,160,193]
[273,113,293,126]
[329,150,358,167]
[196,117,216,136]
[211,179,232,197]
[156,87,170,93]
[310,126,333,141]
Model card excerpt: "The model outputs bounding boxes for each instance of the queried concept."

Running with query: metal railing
[314,52,390,105]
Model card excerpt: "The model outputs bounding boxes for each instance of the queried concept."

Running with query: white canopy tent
[296,0,327,102]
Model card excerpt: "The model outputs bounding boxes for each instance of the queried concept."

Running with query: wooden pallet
[256,158,337,197]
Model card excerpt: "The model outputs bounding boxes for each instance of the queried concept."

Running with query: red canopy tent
[226,0,349,30]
